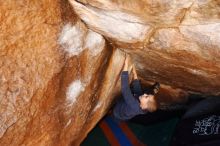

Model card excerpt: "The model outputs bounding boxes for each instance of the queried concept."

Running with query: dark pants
[130,109,185,125]
[130,96,204,125]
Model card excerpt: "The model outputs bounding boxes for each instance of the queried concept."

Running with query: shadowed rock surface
[0,0,220,146]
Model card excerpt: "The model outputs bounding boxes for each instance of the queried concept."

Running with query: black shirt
[113,71,146,120]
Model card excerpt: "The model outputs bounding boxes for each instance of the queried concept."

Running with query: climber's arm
[121,71,137,106]
[131,64,143,95]
[132,64,138,80]
[121,55,137,106]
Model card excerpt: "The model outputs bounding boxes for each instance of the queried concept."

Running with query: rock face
[70,0,220,96]
[0,0,123,146]
[0,0,220,146]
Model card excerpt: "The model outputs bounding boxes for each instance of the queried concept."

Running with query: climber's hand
[132,64,138,79]
[123,54,129,71]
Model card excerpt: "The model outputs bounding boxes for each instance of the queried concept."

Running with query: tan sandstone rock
[70,0,220,96]
[0,0,123,146]
[1,0,220,146]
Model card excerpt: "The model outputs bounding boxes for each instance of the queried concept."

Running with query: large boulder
[1,0,220,146]
[0,0,123,146]
[69,0,220,96]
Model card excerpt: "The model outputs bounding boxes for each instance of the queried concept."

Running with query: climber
[113,55,160,121]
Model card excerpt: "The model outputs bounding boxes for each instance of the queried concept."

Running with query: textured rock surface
[0,0,123,146]
[1,0,220,146]
[70,0,220,96]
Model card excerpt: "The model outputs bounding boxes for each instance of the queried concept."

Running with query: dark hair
[144,82,160,95]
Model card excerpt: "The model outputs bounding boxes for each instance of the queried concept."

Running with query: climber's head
[139,94,157,112]
[139,82,160,112]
